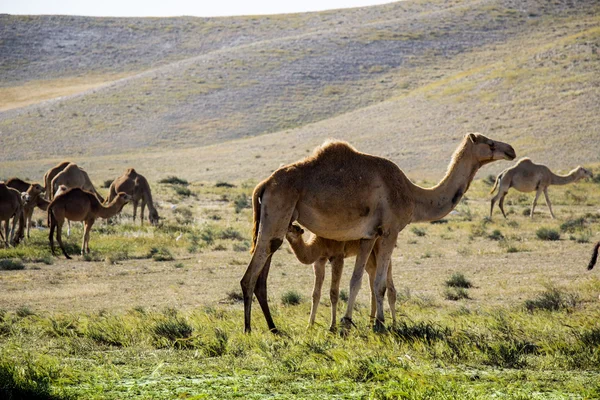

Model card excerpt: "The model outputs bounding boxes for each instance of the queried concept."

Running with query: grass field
[1,174,600,399]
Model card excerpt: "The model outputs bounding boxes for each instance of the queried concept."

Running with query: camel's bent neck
[410,145,479,223]
[98,198,126,219]
[286,234,323,265]
[550,170,580,186]
[143,187,157,213]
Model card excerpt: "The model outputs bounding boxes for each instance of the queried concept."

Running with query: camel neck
[410,149,479,223]
[143,188,156,212]
[287,235,322,265]
[98,199,124,219]
[550,170,579,185]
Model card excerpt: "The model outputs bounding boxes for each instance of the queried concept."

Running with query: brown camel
[286,223,396,331]
[241,133,515,333]
[43,161,71,199]
[107,168,159,225]
[6,178,45,239]
[490,158,593,219]
[50,163,105,202]
[588,241,600,271]
[48,188,131,259]
[0,183,28,247]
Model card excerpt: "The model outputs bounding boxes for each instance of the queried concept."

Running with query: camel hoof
[373,320,386,334]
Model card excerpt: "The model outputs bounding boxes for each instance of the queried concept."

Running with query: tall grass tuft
[536,227,560,241]
[524,287,578,312]
[159,176,189,186]
[281,290,302,305]
[445,272,472,288]
[0,259,25,270]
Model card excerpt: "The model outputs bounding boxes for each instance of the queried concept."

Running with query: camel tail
[489,173,502,194]
[588,241,600,271]
[250,181,267,254]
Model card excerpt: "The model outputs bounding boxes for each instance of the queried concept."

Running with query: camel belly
[511,175,540,192]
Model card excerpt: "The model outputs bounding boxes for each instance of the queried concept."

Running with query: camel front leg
[386,260,397,326]
[498,193,508,219]
[341,238,377,330]
[25,208,34,239]
[543,188,556,219]
[140,200,146,226]
[328,255,344,332]
[254,254,278,333]
[66,220,71,237]
[55,220,71,259]
[132,200,139,224]
[373,233,398,332]
[82,219,95,255]
[308,258,327,328]
[531,189,542,218]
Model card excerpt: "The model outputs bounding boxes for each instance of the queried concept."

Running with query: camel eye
[489,142,496,152]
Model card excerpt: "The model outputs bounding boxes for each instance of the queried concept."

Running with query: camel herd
[0,163,159,256]
[0,132,596,334]
[241,132,596,333]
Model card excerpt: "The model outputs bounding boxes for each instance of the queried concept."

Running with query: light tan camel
[588,241,600,271]
[43,161,71,199]
[48,188,131,259]
[490,158,593,219]
[107,168,159,225]
[0,183,28,247]
[241,133,515,333]
[50,163,105,202]
[6,178,45,239]
[286,223,396,331]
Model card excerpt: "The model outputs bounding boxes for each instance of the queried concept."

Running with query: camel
[43,161,71,199]
[588,241,600,271]
[50,163,104,202]
[6,178,45,239]
[107,168,159,225]
[48,188,131,259]
[285,223,397,331]
[241,133,516,333]
[0,183,28,247]
[489,158,593,219]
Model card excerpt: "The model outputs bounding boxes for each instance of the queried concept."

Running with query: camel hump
[314,140,357,156]
[517,157,533,165]
[126,168,138,177]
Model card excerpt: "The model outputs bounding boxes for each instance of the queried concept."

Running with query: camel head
[27,183,45,197]
[115,192,133,204]
[574,167,593,181]
[466,133,516,166]
[20,192,31,205]
[286,223,304,241]
[149,208,160,226]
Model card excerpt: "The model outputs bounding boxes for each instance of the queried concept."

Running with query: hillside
[0,0,599,184]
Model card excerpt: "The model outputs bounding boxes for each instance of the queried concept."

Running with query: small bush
[174,186,193,197]
[281,290,302,306]
[101,179,114,189]
[148,247,174,261]
[16,306,35,318]
[560,217,587,233]
[522,207,531,216]
[488,229,504,241]
[0,259,25,270]
[215,181,235,188]
[390,321,452,344]
[226,290,244,303]
[233,194,250,213]
[219,227,245,241]
[445,272,473,288]
[153,317,193,348]
[339,289,349,302]
[524,287,578,312]
[159,176,189,186]
[410,226,427,237]
[536,227,560,241]
[484,174,497,186]
[444,288,470,301]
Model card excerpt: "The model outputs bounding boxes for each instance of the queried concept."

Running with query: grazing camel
[50,163,104,202]
[43,161,71,199]
[286,223,397,331]
[107,168,159,225]
[588,241,600,271]
[6,178,45,238]
[490,158,593,219]
[241,133,515,333]
[48,188,131,259]
[0,183,28,247]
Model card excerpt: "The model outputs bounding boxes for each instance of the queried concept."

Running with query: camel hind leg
[372,232,399,332]
[386,260,397,326]
[328,256,344,332]
[543,188,556,219]
[498,193,508,219]
[341,238,377,329]
[531,188,542,218]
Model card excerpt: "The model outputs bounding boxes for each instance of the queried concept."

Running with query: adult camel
[0,183,27,247]
[43,161,71,199]
[48,188,131,259]
[50,163,104,202]
[6,178,45,239]
[285,223,397,331]
[241,133,516,333]
[107,168,159,225]
[489,158,592,219]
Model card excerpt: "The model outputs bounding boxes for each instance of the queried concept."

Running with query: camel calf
[286,223,397,331]
[0,183,28,247]
[6,178,45,239]
[48,188,131,259]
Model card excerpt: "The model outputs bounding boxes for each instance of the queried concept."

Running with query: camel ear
[467,133,478,143]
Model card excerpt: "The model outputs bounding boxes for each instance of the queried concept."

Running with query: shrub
[524,287,578,312]
[536,227,560,241]
[488,229,504,241]
[16,306,35,318]
[233,194,250,213]
[101,179,114,189]
[174,186,193,197]
[339,289,349,302]
[445,272,472,288]
[483,174,497,186]
[153,316,193,348]
[390,321,452,344]
[560,217,587,233]
[410,226,427,237]
[219,227,245,241]
[215,181,235,188]
[159,176,189,186]
[148,247,174,261]
[281,290,302,305]
[444,288,470,301]
[0,259,25,270]
[226,290,244,303]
